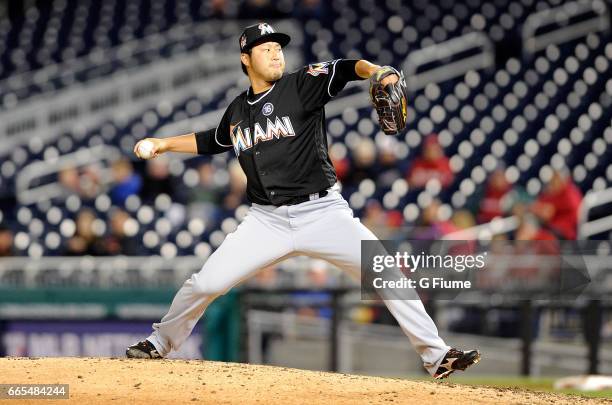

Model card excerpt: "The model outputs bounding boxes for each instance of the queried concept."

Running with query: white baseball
[137,140,156,159]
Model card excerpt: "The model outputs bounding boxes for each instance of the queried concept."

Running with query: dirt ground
[0,357,609,404]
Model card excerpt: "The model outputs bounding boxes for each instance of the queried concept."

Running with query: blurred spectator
[140,155,178,203]
[362,199,388,235]
[79,164,102,200]
[376,136,401,188]
[109,158,142,206]
[412,199,457,239]
[514,214,557,241]
[531,168,582,240]
[406,134,453,189]
[451,209,477,231]
[0,225,15,257]
[345,137,377,186]
[103,208,139,255]
[64,208,107,256]
[222,160,247,211]
[446,210,478,255]
[58,165,101,200]
[362,199,402,239]
[505,186,533,220]
[510,215,560,283]
[190,162,223,206]
[476,167,512,223]
[329,146,350,183]
[469,166,533,224]
[293,260,333,319]
[58,166,80,195]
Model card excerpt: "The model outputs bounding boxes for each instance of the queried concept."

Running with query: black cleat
[126,340,163,359]
[433,348,480,379]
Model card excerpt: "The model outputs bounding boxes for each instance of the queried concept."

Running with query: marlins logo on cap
[239,22,291,52]
[258,23,275,35]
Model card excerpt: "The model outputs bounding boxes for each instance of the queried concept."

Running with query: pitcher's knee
[190,272,231,296]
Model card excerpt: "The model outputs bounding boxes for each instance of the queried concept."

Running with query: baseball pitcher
[127,22,480,379]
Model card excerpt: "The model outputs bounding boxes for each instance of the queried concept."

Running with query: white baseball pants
[147,189,450,375]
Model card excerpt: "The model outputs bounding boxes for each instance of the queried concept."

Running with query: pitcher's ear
[240,53,250,68]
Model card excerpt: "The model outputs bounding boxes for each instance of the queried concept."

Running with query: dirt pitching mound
[0,357,606,404]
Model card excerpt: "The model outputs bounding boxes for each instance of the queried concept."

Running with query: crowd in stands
[0,122,585,259]
[342,131,583,242]
[0,128,585,258]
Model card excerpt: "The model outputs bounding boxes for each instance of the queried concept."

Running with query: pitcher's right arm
[134,107,233,159]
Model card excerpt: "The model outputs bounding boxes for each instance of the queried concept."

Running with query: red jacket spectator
[478,168,512,223]
[531,170,582,240]
[511,215,560,281]
[407,134,453,188]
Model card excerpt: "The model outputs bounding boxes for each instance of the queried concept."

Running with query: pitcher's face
[243,41,285,82]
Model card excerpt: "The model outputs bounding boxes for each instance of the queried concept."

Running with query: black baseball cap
[239,22,291,53]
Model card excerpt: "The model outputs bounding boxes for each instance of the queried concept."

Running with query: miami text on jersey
[230,116,296,156]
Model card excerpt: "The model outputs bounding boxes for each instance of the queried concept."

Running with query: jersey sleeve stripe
[327,59,340,98]
[214,125,232,147]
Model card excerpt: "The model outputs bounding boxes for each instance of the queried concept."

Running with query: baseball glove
[369,66,409,135]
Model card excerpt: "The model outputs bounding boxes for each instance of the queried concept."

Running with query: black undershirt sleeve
[329,59,363,95]
[194,129,228,155]
[194,107,233,155]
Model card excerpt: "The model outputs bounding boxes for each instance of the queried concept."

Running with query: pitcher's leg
[147,275,217,357]
[295,201,449,375]
[148,210,293,356]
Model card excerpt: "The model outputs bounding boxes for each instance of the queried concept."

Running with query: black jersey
[195,59,362,206]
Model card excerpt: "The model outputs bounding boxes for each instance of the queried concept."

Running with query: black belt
[284,190,328,206]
